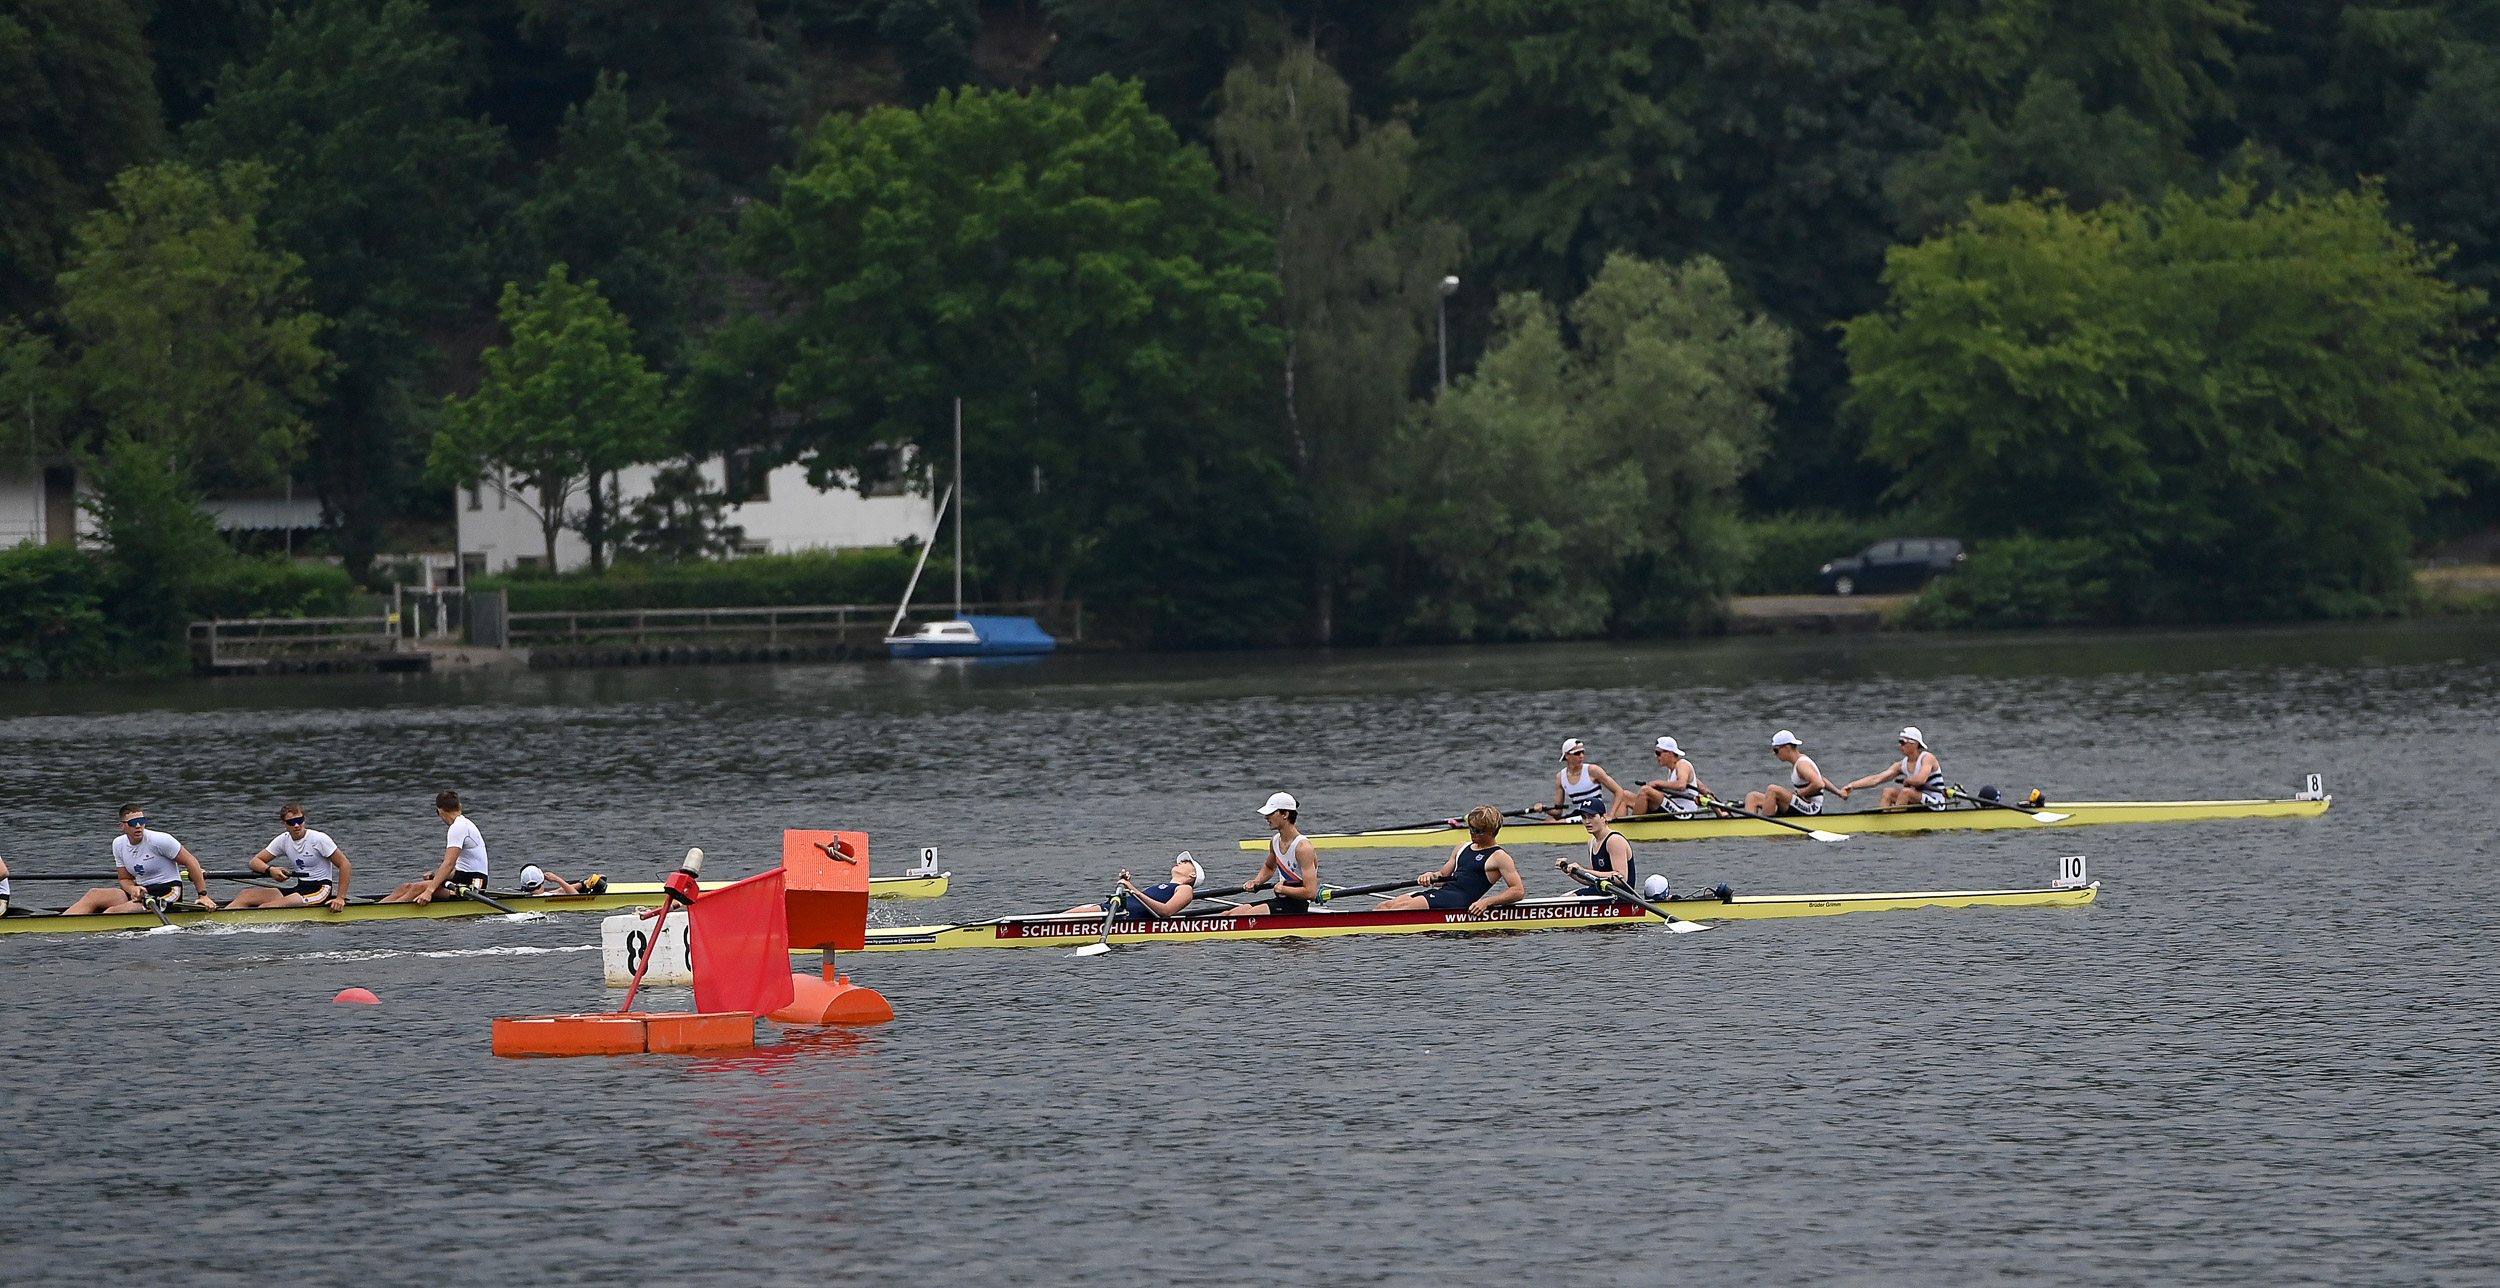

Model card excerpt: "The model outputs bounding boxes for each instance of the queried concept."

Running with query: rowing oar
[1369,806,1543,834]
[450,884,522,915]
[1176,880,1274,912]
[5,870,265,882]
[1314,878,1427,903]
[1561,862,1709,933]
[1072,875,1129,957]
[1943,785,2071,823]
[1689,791,1849,843]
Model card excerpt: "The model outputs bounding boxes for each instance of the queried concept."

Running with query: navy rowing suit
[1424,843,1499,911]
[1575,829,1638,897]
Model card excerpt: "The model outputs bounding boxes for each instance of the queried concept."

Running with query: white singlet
[1558,764,1607,814]
[1660,762,1707,817]
[1900,750,1946,807]
[113,829,187,887]
[445,816,490,875]
[265,829,341,883]
[1269,834,1306,887]
[1787,758,1825,816]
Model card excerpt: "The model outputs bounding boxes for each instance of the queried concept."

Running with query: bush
[1736,512,1891,595]
[0,543,114,679]
[476,547,945,612]
[191,555,360,620]
[1905,536,2119,629]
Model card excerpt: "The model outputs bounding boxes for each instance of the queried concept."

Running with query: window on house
[736,538,771,557]
[466,485,482,511]
[725,449,770,502]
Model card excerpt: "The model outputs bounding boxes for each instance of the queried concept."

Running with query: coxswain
[223,803,352,911]
[517,864,606,896]
[1531,738,1628,818]
[1377,805,1527,913]
[1063,854,1204,919]
[1558,807,1639,897]
[63,804,219,914]
[382,790,490,903]
[1235,792,1322,916]
[1616,737,1712,818]
[1840,726,1947,809]
[1745,730,1836,818]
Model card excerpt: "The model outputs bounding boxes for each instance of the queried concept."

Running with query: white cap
[1176,852,1205,884]
[1258,791,1299,816]
[1770,730,1801,748]
[519,864,546,887]
[1559,738,1587,759]
[1897,726,1925,746]
[1642,874,1672,899]
[1654,736,1681,755]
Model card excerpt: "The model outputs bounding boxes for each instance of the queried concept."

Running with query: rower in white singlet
[63,803,219,914]
[0,851,12,916]
[225,802,354,911]
[384,790,491,903]
[1840,726,1947,809]
[1532,739,1628,819]
[1236,792,1322,915]
[1745,730,1836,818]
[1618,737,1714,818]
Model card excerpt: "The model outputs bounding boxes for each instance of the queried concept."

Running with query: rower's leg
[1745,789,1771,814]
[224,887,279,908]
[1766,785,1796,815]
[1371,893,1428,912]
[62,887,125,915]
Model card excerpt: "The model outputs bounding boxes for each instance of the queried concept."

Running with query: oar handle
[6,870,264,882]
[1314,878,1424,902]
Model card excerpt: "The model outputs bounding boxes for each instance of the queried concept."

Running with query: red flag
[689,869,795,1017]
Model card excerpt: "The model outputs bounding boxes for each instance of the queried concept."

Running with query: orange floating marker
[774,828,893,1026]
[492,1011,757,1057]
[332,987,380,1005]
[769,963,895,1026]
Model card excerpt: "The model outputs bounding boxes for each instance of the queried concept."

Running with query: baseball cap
[1258,791,1299,816]
[1897,726,1925,745]
[1770,730,1801,748]
[1175,851,1205,884]
[519,864,547,887]
[1559,738,1587,759]
[1654,736,1681,755]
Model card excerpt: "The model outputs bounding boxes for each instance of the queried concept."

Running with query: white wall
[455,458,936,576]
[0,465,90,548]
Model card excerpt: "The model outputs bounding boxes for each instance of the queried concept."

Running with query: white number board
[600,909,692,987]
[2052,855,2089,889]
[909,846,940,875]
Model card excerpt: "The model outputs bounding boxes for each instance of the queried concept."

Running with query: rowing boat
[848,883,2098,952]
[1241,796,2330,850]
[0,870,949,936]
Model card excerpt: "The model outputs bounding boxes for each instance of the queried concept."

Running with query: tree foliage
[431,265,670,573]
[1386,253,1788,639]
[0,0,164,316]
[1847,180,2485,617]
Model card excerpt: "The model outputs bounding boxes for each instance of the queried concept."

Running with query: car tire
[1833,576,1855,596]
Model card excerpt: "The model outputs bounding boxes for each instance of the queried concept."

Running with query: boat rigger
[849,884,2099,952]
[0,870,949,936]
[1243,794,2330,851]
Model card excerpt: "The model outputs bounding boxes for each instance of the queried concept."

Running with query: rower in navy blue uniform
[1375,805,1528,914]
[1560,807,1638,897]
[1063,854,1204,919]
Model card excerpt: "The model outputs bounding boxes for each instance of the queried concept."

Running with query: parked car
[1816,537,1966,595]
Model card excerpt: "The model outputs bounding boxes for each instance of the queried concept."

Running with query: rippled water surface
[3,622,2495,1285]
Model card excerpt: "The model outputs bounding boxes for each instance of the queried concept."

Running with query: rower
[1062,854,1204,919]
[63,804,219,915]
[1377,805,1527,914]
[223,803,352,911]
[382,790,490,904]
[1558,807,1638,897]
[518,865,606,896]
[1745,730,1835,818]
[1616,737,1712,818]
[1531,738,1627,819]
[1,851,11,916]
[1236,792,1322,916]
[1840,726,1947,809]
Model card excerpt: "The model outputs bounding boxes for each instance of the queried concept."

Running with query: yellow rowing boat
[1241,796,2329,850]
[0,869,949,936]
[848,883,2098,951]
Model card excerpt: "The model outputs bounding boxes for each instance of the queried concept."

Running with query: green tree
[1888,72,2197,240]
[515,71,709,369]
[1845,181,2485,618]
[0,0,164,316]
[1211,47,1466,642]
[710,77,1283,614]
[430,265,669,573]
[184,0,511,580]
[53,161,327,492]
[622,460,745,563]
[1387,253,1788,639]
[516,0,799,191]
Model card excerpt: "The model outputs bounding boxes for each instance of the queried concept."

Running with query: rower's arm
[1841,767,1895,792]
[421,847,459,895]
[1422,846,1462,886]
[331,848,353,903]
[1592,766,1629,797]
[1282,840,1320,898]
[1139,885,1195,916]
[1480,852,1527,910]
[248,847,282,879]
[177,846,210,890]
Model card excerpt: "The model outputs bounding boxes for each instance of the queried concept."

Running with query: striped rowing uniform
[265,828,341,900]
[1424,842,1499,912]
[1656,763,1707,817]
[1558,764,1609,816]
[1575,829,1638,897]
[1787,757,1825,817]
[1,869,10,914]
[1117,881,1187,920]
[1901,750,1946,808]
[1265,834,1313,915]
[114,828,189,899]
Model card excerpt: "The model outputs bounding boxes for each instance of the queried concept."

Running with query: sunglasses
[121,817,148,827]
[282,817,308,827]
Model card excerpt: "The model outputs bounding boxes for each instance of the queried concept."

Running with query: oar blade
[1070,941,1112,958]
[2030,810,2073,823]
[1665,918,1710,933]
[1808,829,1849,843]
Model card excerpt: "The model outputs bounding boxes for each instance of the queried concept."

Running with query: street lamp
[1438,275,1460,393]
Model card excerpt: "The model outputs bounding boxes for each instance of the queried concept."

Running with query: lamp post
[1437,275,1460,393]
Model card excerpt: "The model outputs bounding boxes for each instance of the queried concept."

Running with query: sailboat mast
[953,396,964,618]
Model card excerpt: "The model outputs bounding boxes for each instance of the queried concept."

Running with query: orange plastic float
[775,828,892,1026]
[493,1011,756,1057]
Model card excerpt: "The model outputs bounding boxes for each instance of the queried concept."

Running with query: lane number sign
[2053,855,2089,889]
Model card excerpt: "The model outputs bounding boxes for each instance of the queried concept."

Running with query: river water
[1,622,2493,1285]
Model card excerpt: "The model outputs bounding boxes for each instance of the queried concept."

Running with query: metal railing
[505,599,1078,648]
[188,616,403,668]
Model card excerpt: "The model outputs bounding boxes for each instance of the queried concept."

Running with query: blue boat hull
[886,615,1058,659]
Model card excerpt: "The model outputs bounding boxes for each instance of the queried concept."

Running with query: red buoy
[332,987,380,1005]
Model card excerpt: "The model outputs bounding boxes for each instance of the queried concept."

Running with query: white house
[455,452,937,579]
[0,461,85,548]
